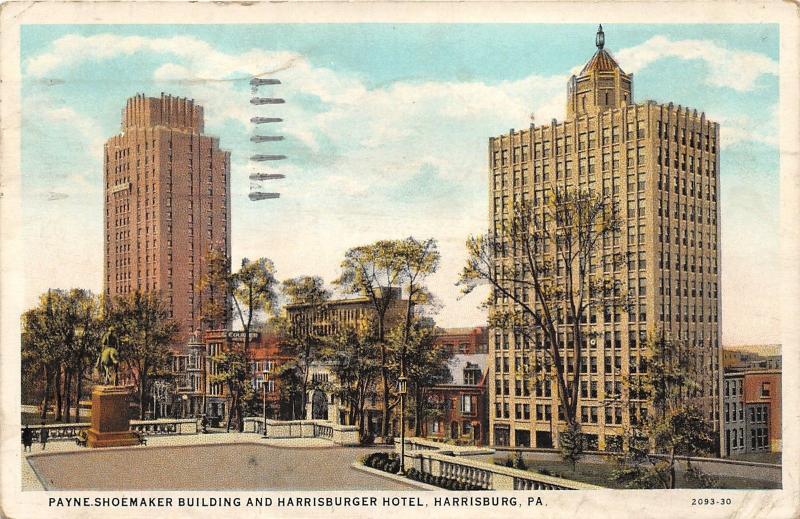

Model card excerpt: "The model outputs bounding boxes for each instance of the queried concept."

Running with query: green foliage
[335,236,440,438]
[685,462,720,489]
[611,335,717,489]
[514,451,528,470]
[197,248,233,328]
[209,345,251,431]
[21,289,104,420]
[105,291,179,417]
[328,319,381,439]
[273,362,304,420]
[277,275,332,415]
[198,254,278,431]
[282,276,331,306]
[457,188,627,427]
[559,422,584,471]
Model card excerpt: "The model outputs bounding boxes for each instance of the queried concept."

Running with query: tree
[387,319,452,436]
[198,253,278,431]
[560,422,583,472]
[21,289,103,423]
[208,346,250,432]
[22,291,62,421]
[106,290,179,420]
[197,248,233,329]
[274,362,304,420]
[458,188,627,435]
[279,276,331,415]
[611,334,717,489]
[67,291,104,423]
[335,240,404,438]
[393,238,441,433]
[328,319,381,440]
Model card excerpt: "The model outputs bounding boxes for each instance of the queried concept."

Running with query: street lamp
[398,375,408,474]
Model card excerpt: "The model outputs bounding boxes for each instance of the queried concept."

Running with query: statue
[96,328,120,386]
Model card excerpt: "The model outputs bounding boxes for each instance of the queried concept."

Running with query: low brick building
[172,329,292,425]
[423,354,489,446]
[434,327,489,354]
[723,369,781,456]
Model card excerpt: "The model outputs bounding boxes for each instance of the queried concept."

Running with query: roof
[444,354,488,386]
[724,344,781,357]
[580,48,624,75]
[439,326,487,337]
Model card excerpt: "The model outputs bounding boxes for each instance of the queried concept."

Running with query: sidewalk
[21,432,335,490]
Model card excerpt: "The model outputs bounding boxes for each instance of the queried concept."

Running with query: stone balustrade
[21,419,198,442]
[395,437,495,456]
[243,418,359,446]
[395,437,601,490]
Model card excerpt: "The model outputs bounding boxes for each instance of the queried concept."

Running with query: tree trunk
[139,363,149,420]
[669,447,677,489]
[414,388,423,436]
[301,351,311,418]
[237,396,244,432]
[55,364,64,422]
[64,368,73,423]
[225,389,235,432]
[74,361,83,423]
[41,364,50,421]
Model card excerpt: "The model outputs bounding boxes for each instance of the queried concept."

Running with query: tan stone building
[487,27,722,451]
[284,288,406,433]
[103,94,231,343]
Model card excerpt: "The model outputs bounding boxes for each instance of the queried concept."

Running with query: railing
[21,419,198,441]
[396,437,494,456]
[132,422,177,435]
[243,418,358,445]
[25,423,89,442]
[395,437,601,490]
[314,423,333,440]
[440,458,494,489]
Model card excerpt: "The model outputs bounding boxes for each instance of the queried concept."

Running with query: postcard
[1,1,798,518]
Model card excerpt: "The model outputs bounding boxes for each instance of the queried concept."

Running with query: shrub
[505,457,514,468]
[514,451,528,470]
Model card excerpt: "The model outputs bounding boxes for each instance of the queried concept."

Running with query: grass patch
[493,457,781,489]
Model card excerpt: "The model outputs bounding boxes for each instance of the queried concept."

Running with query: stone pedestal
[87,385,139,448]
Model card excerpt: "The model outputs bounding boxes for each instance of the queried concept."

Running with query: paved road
[29,443,414,490]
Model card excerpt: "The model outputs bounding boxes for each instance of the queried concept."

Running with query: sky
[19,23,780,345]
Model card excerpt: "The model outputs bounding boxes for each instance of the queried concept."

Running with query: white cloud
[715,104,778,149]
[22,32,781,335]
[616,35,777,92]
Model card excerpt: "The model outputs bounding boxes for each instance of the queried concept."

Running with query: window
[461,395,474,414]
[761,382,771,397]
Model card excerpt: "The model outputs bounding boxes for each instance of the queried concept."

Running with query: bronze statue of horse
[96,329,120,385]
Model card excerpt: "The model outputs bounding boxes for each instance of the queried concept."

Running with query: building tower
[103,94,231,343]
[487,26,722,451]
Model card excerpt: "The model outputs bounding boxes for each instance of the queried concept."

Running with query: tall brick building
[488,27,721,451]
[103,94,231,342]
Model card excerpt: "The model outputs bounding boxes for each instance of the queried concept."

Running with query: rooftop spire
[596,24,605,50]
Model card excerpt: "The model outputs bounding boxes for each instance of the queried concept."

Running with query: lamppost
[398,374,408,474]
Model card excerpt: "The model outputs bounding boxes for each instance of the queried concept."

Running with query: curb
[350,463,439,490]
